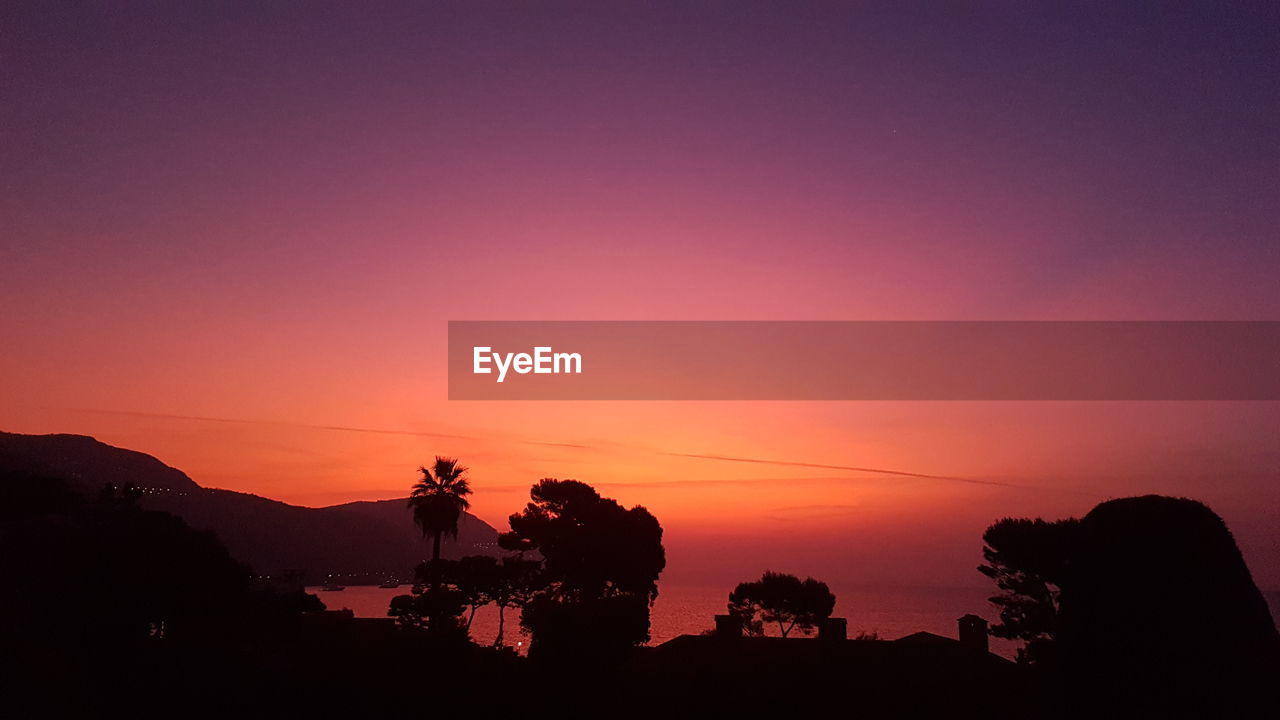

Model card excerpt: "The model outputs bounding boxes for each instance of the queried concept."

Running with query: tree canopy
[977,517,1078,664]
[499,478,665,659]
[728,571,836,638]
[407,457,473,563]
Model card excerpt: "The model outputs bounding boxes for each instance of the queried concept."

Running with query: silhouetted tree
[407,458,473,569]
[499,478,665,660]
[491,555,542,648]
[727,571,836,637]
[977,517,1078,664]
[453,555,500,631]
[403,458,473,636]
[387,558,469,641]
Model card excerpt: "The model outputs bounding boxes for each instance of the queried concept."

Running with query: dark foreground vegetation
[979,494,1280,717]
[2,443,1278,718]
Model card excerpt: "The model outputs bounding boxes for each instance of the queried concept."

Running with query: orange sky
[4,399,1277,589]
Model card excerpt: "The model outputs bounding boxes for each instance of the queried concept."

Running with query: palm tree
[407,457,473,567]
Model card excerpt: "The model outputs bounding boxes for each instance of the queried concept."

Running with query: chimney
[819,617,847,642]
[957,614,989,653]
[714,614,742,638]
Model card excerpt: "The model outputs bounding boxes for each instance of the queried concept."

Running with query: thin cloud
[772,504,864,513]
[74,408,475,441]
[71,408,583,449]
[480,476,904,492]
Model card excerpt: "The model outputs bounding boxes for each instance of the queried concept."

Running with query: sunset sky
[3,3,1278,589]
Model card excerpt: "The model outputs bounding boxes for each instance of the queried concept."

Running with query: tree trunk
[467,605,478,630]
[430,532,443,591]
[495,605,506,647]
[426,532,445,634]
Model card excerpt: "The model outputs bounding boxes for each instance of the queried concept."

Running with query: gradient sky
[3,2,1278,589]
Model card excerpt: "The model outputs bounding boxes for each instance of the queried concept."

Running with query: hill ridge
[0,431,500,583]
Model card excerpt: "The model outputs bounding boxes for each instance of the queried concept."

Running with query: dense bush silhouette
[0,475,327,713]
[2,481,254,647]
[0,469,78,520]
[1060,496,1280,716]
[982,495,1280,716]
[388,558,470,642]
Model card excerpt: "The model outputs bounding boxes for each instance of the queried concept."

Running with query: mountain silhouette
[0,432,498,583]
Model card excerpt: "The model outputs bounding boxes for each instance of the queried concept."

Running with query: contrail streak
[70,407,1025,488]
[661,452,1026,488]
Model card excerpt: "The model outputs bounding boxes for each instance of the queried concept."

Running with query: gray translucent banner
[448,321,1280,400]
